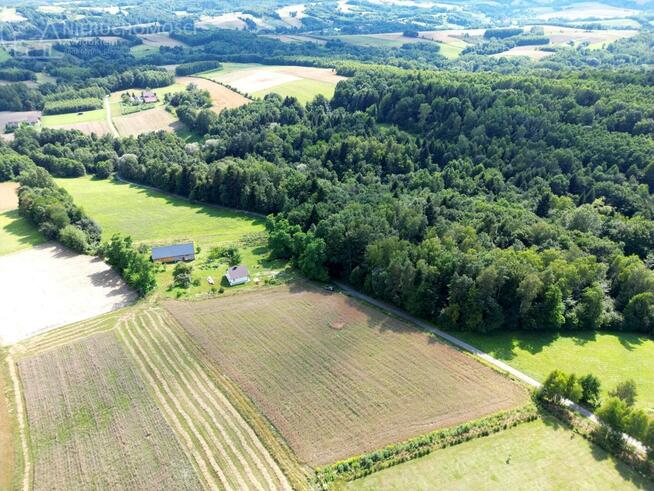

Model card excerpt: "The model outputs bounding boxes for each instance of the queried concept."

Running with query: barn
[151,242,195,263]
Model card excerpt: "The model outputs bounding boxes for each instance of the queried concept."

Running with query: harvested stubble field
[13,307,300,490]
[113,107,179,136]
[17,330,201,490]
[165,284,528,465]
[176,76,250,113]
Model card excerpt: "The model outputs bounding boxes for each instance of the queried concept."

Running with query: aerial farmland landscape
[1,0,654,490]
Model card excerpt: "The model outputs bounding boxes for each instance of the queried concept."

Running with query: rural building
[142,90,158,104]
[151,242,195,263]
[225,265,250,286]
[5,115,40,132]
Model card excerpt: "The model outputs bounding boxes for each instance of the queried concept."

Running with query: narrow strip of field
[165,283,528,465]
[117,308,292,490]
[176,76,250,113]
[17,331,202,490]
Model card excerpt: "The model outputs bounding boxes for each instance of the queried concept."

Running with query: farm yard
[348,418,652,490]
[199,63,346,103]
[456,330,654,413]
[0,243,135,345]
[55,176,287,296]
[165,283,528,465]
[108,77,248,135]
[0,111,41,133]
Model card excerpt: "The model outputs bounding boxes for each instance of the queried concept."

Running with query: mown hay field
[17,330,201,490]
[165,283,528,465]
[14,307,300,490]
[347,417,652,490]
[175,76,250,113]
[113,106,179,136]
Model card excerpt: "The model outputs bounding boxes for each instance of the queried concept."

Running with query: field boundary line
[334,281,648,456]
[104,95,119,137]
[6,351,30,491]
[140,311,263,491]
[122,317,235,489]
[150,309,291,490]
[112,175,267,220]
[117,320,223,491]
[162,302,308,489]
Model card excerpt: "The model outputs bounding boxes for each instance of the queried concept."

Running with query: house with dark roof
[151,242,195,263]
[225,265,250,286]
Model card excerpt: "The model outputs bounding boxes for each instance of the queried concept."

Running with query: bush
[59,224,90,253]
[209,245,241,266]
[99,234,156,296]
[173,262,193,288]
[95,160,114,179]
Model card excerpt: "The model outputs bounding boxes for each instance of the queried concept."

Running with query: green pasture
[254,79,336,104]
[0,210,44,256]
[0,48,10,63]
[348,418,651,490]
[55,176,288,297]
[130,44,158,58]
[436,41,466,59]
[333,35,410,48]
[198,62,265,79]
[41,108,105,126]
[457,330,654,412]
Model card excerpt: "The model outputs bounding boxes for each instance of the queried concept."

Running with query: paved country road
[334,281,647,455]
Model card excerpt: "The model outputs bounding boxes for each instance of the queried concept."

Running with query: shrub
[173,262,193,288]
[59,224,90,254]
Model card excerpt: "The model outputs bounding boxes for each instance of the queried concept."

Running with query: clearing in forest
[200,63,345,102]
[348,418,652,490]
[165,283,528,465]
[41,108,111,136]
[175,76,250,113]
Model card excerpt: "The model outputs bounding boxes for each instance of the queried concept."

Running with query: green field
[0,48,10,63]
[0,210,45,256]
[130,44,158,58]
[41,108,105,126]
[55,176,288,296]
[436,41,466,59]
[254,79,337,104]
[198,62,265,79]
[456,330,654,412]
[334,35,412,48]
[348,418,652,490]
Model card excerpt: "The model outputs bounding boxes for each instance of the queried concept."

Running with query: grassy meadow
[0,210,44,256]
[41,108,105,127]
[456,330,654,412]
[55,176,288,297]
[347,418,652,490]
[253,79,337,104]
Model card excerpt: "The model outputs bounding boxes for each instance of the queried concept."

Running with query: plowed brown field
[165,283,528,465]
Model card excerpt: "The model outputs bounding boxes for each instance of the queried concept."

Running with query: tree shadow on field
[541,411,652,488]
[88,268,131,296]
[110,177,265,228]
[1,210,45,247]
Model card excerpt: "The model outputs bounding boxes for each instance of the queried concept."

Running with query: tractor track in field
[118,320,225,490]
[146,309,291,490]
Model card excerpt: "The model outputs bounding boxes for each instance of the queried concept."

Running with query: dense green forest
[8,61,654,335]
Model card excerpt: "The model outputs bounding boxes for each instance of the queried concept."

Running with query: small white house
[225,265,250,286]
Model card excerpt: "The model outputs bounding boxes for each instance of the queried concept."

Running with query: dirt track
[0,243,136,345]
